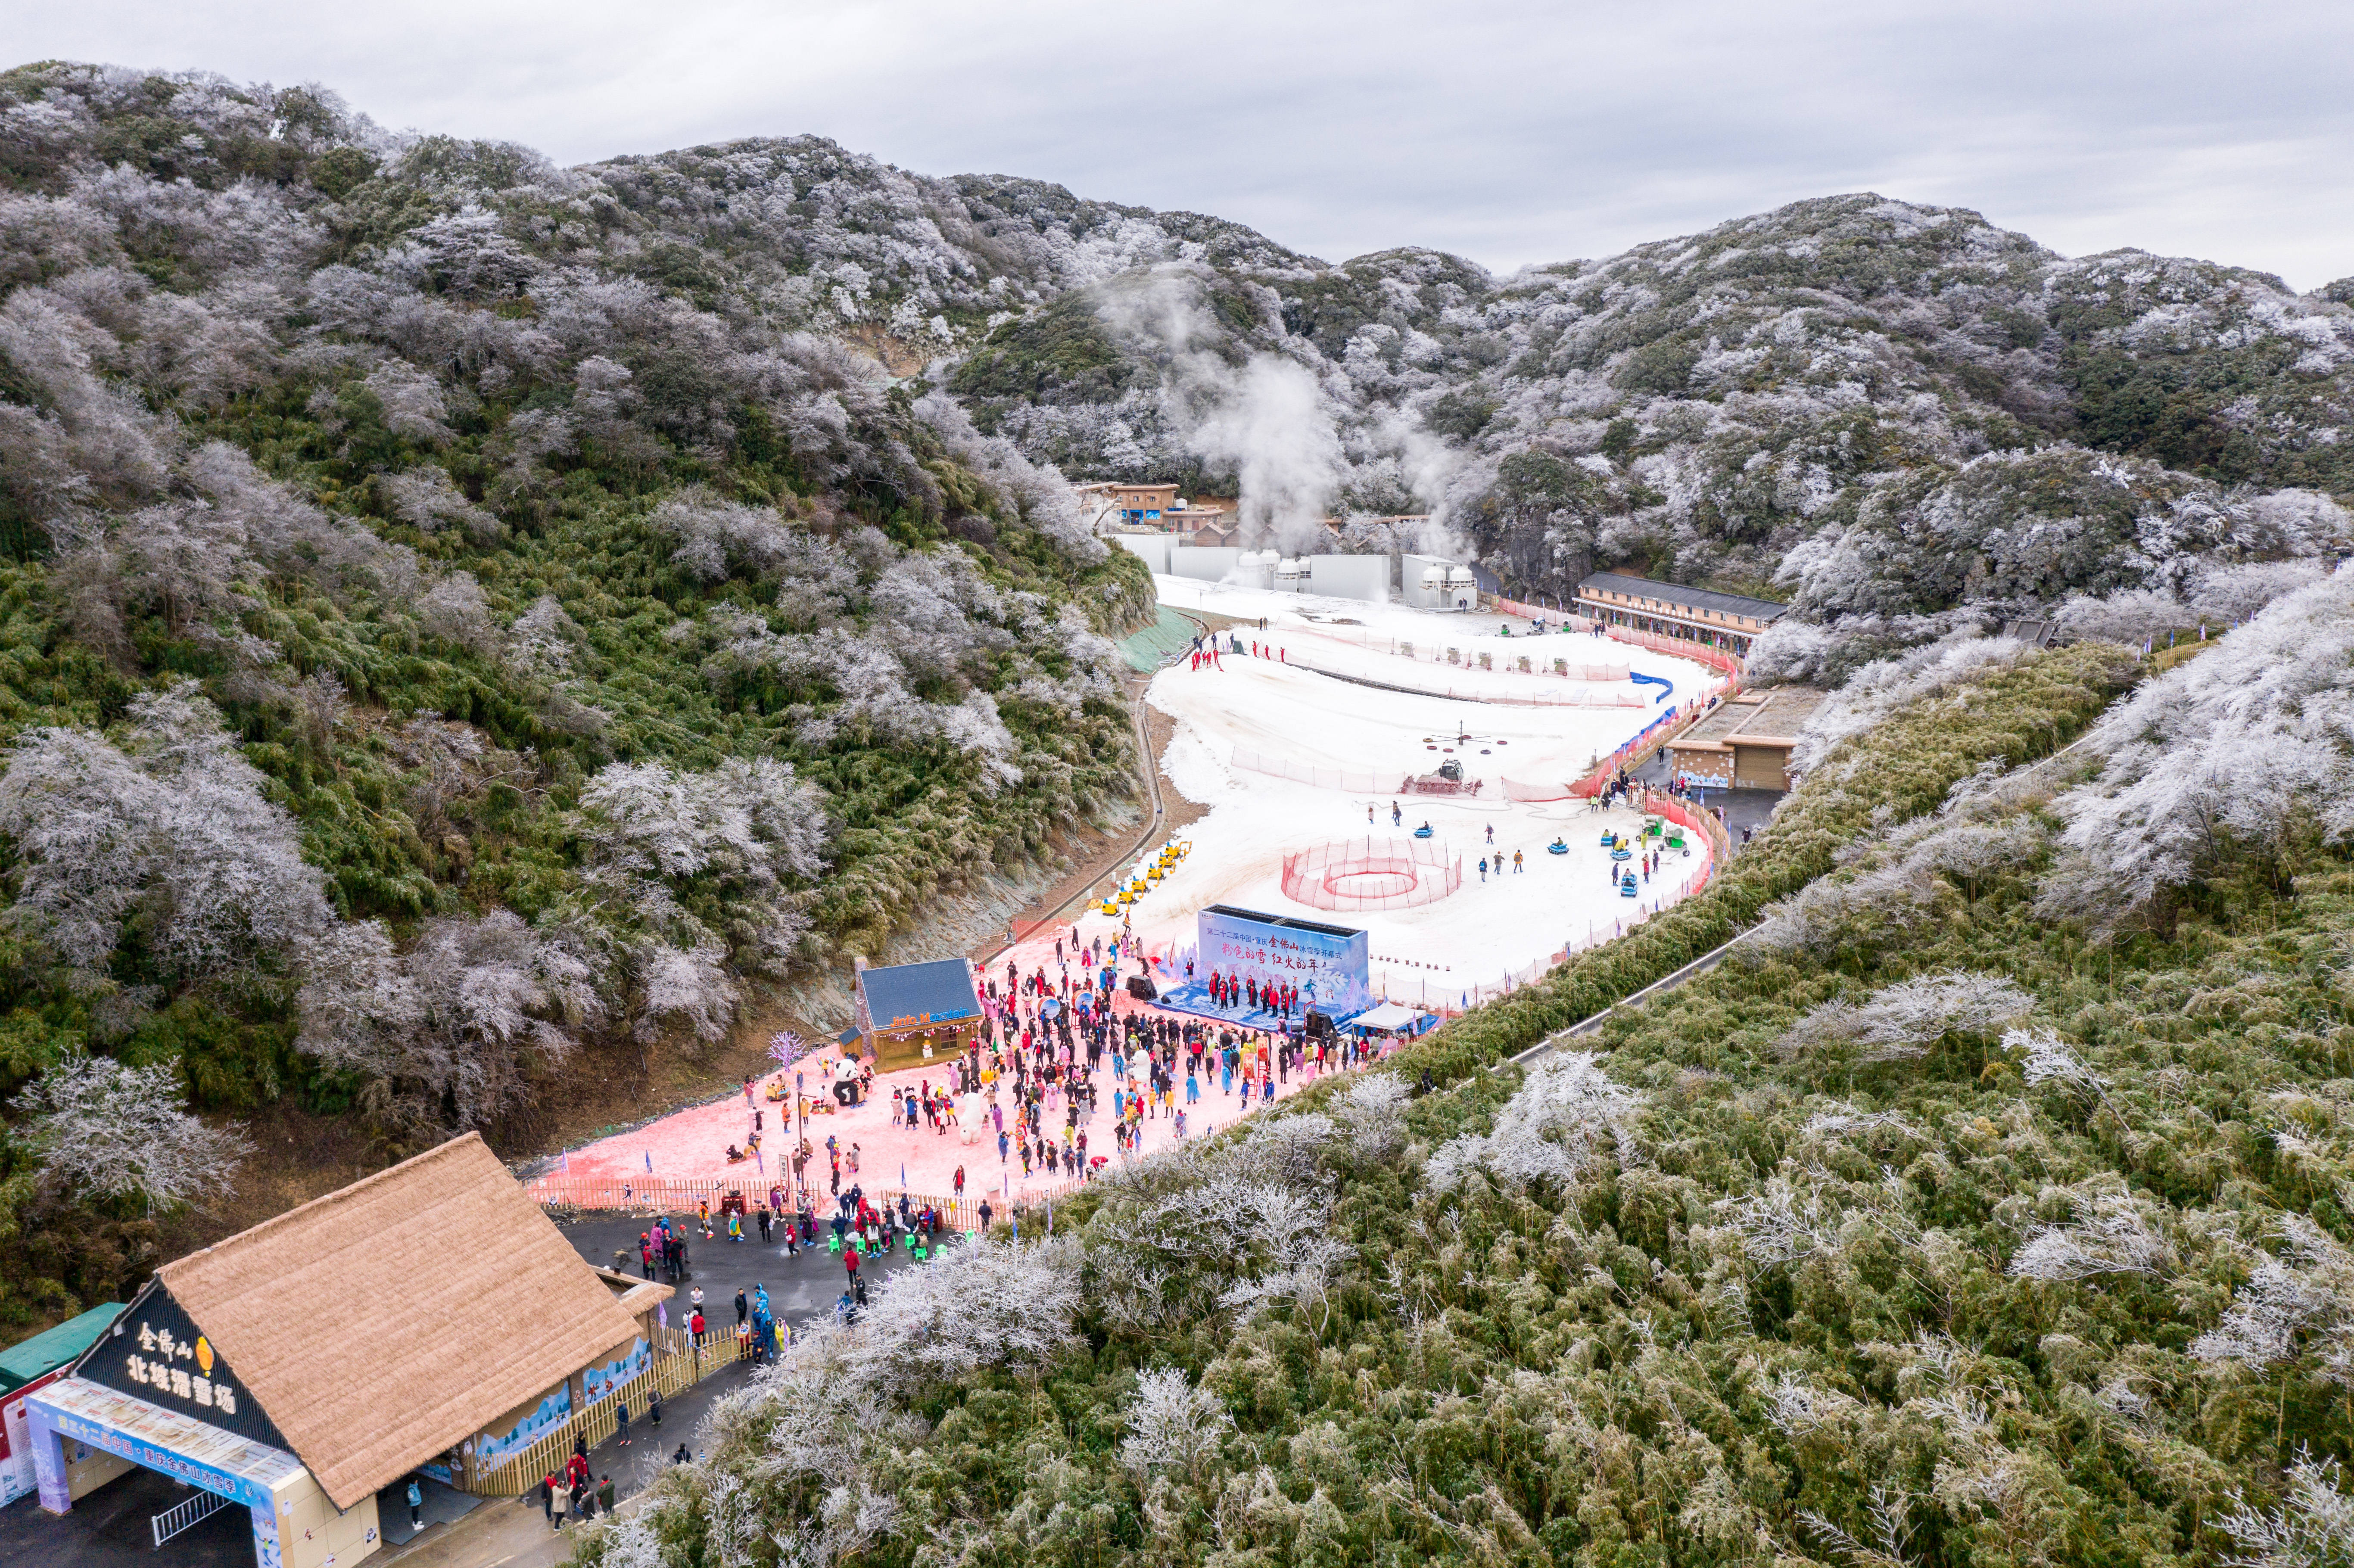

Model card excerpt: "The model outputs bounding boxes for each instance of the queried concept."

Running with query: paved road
[1629,751,1784,848]
[553,1200,929,1335]
[0,1462,254,1568]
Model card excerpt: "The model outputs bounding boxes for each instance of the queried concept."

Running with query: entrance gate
[153,1484,239,1548]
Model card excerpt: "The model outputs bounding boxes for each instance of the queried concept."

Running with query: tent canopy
[1351,1002,1419,1033]
[0,1301,123,1393]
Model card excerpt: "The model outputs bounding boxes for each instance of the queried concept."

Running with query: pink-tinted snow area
[558,921,1352,1204]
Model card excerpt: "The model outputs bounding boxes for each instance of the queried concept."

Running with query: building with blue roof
[852,956,982,1068]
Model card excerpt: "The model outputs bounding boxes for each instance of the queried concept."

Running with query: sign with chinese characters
[73,1283,288,1452]
[1196,905,1371,1016]
[26,1372,305,1521]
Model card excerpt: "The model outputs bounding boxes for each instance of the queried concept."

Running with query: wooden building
[853,955,984,1069]
[1664,688,1829,791]
[25,1134,663,1568]
[1575,572,1786,656]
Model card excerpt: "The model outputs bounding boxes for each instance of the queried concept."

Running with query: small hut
[852,956,983,1070]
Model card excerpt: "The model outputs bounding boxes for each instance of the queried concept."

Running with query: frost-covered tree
[692,1321,908,1568]
[2190,1216,2354,1376]
[296,912,600,1129]
[651,486,801,582]
[2211,1447,2354,1568]
[1120,1366,1232,1482]
[1424,1052,1641,1192]
[2040,572,2354,927]
[12,1053,251,1213]
[0,681,331,980]
[1778,972,2032,1063]
[577,756,830,1015]
[1328,1073,1411,1165]
[848,1235,1080,1391]
[2007,1185,2174,1281]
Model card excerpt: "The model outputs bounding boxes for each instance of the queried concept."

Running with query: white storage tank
[1239,549,1276,589]
[1446,564,1478,610]
[1274,556,1305,591]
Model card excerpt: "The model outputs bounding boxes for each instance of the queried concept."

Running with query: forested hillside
[597,577,2354,1568]
[6,56,2354,1568]
[952,203,2354,679]
[0,63,1151,1331]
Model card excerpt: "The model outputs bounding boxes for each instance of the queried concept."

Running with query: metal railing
[152,1486,236,1548]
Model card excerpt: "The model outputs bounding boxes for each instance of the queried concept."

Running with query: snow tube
[1547,840,1570,855]
[1610,847,1632,861]
[1629,670,1674,704]
[1413,825,1435,839]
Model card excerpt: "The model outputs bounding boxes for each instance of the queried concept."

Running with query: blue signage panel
[1195,905,1370,1016]
[30,1400,275,1512]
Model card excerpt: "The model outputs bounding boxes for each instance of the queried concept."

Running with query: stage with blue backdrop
[1151,905,1379,1028]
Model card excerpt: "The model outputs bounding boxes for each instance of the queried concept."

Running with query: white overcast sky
[11,0,2353,289]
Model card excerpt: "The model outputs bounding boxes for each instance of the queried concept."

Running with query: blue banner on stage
[1193,905,1370,1017]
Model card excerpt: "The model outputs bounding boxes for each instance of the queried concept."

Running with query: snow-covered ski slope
[1135,578,1728,1005]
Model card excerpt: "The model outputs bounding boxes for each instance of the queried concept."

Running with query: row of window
[1582,591,1759,630]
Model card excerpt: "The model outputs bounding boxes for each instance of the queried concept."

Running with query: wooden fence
[471,1324,749,1496]
[522,1176,1023,1234]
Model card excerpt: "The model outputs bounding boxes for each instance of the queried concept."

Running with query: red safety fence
[1485,598,1751,679]
[1280,837,1464,911]
[1568,700,1703,797]
[1595,622,1747,676]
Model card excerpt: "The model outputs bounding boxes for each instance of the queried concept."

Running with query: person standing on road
[616,1400,631,1447]
[550,1478,567,1532]
[541,1472,557,1527]
[406,1479,423,1531]
[735,1288,748,1328]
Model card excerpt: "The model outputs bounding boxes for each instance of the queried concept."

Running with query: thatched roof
[155,1132,638,1510]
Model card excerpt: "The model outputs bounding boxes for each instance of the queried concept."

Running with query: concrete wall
[273,1467,380,1568]
[1113,534,1170,574]
[1168,545,1243,583]
[1303,554,1389,603]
